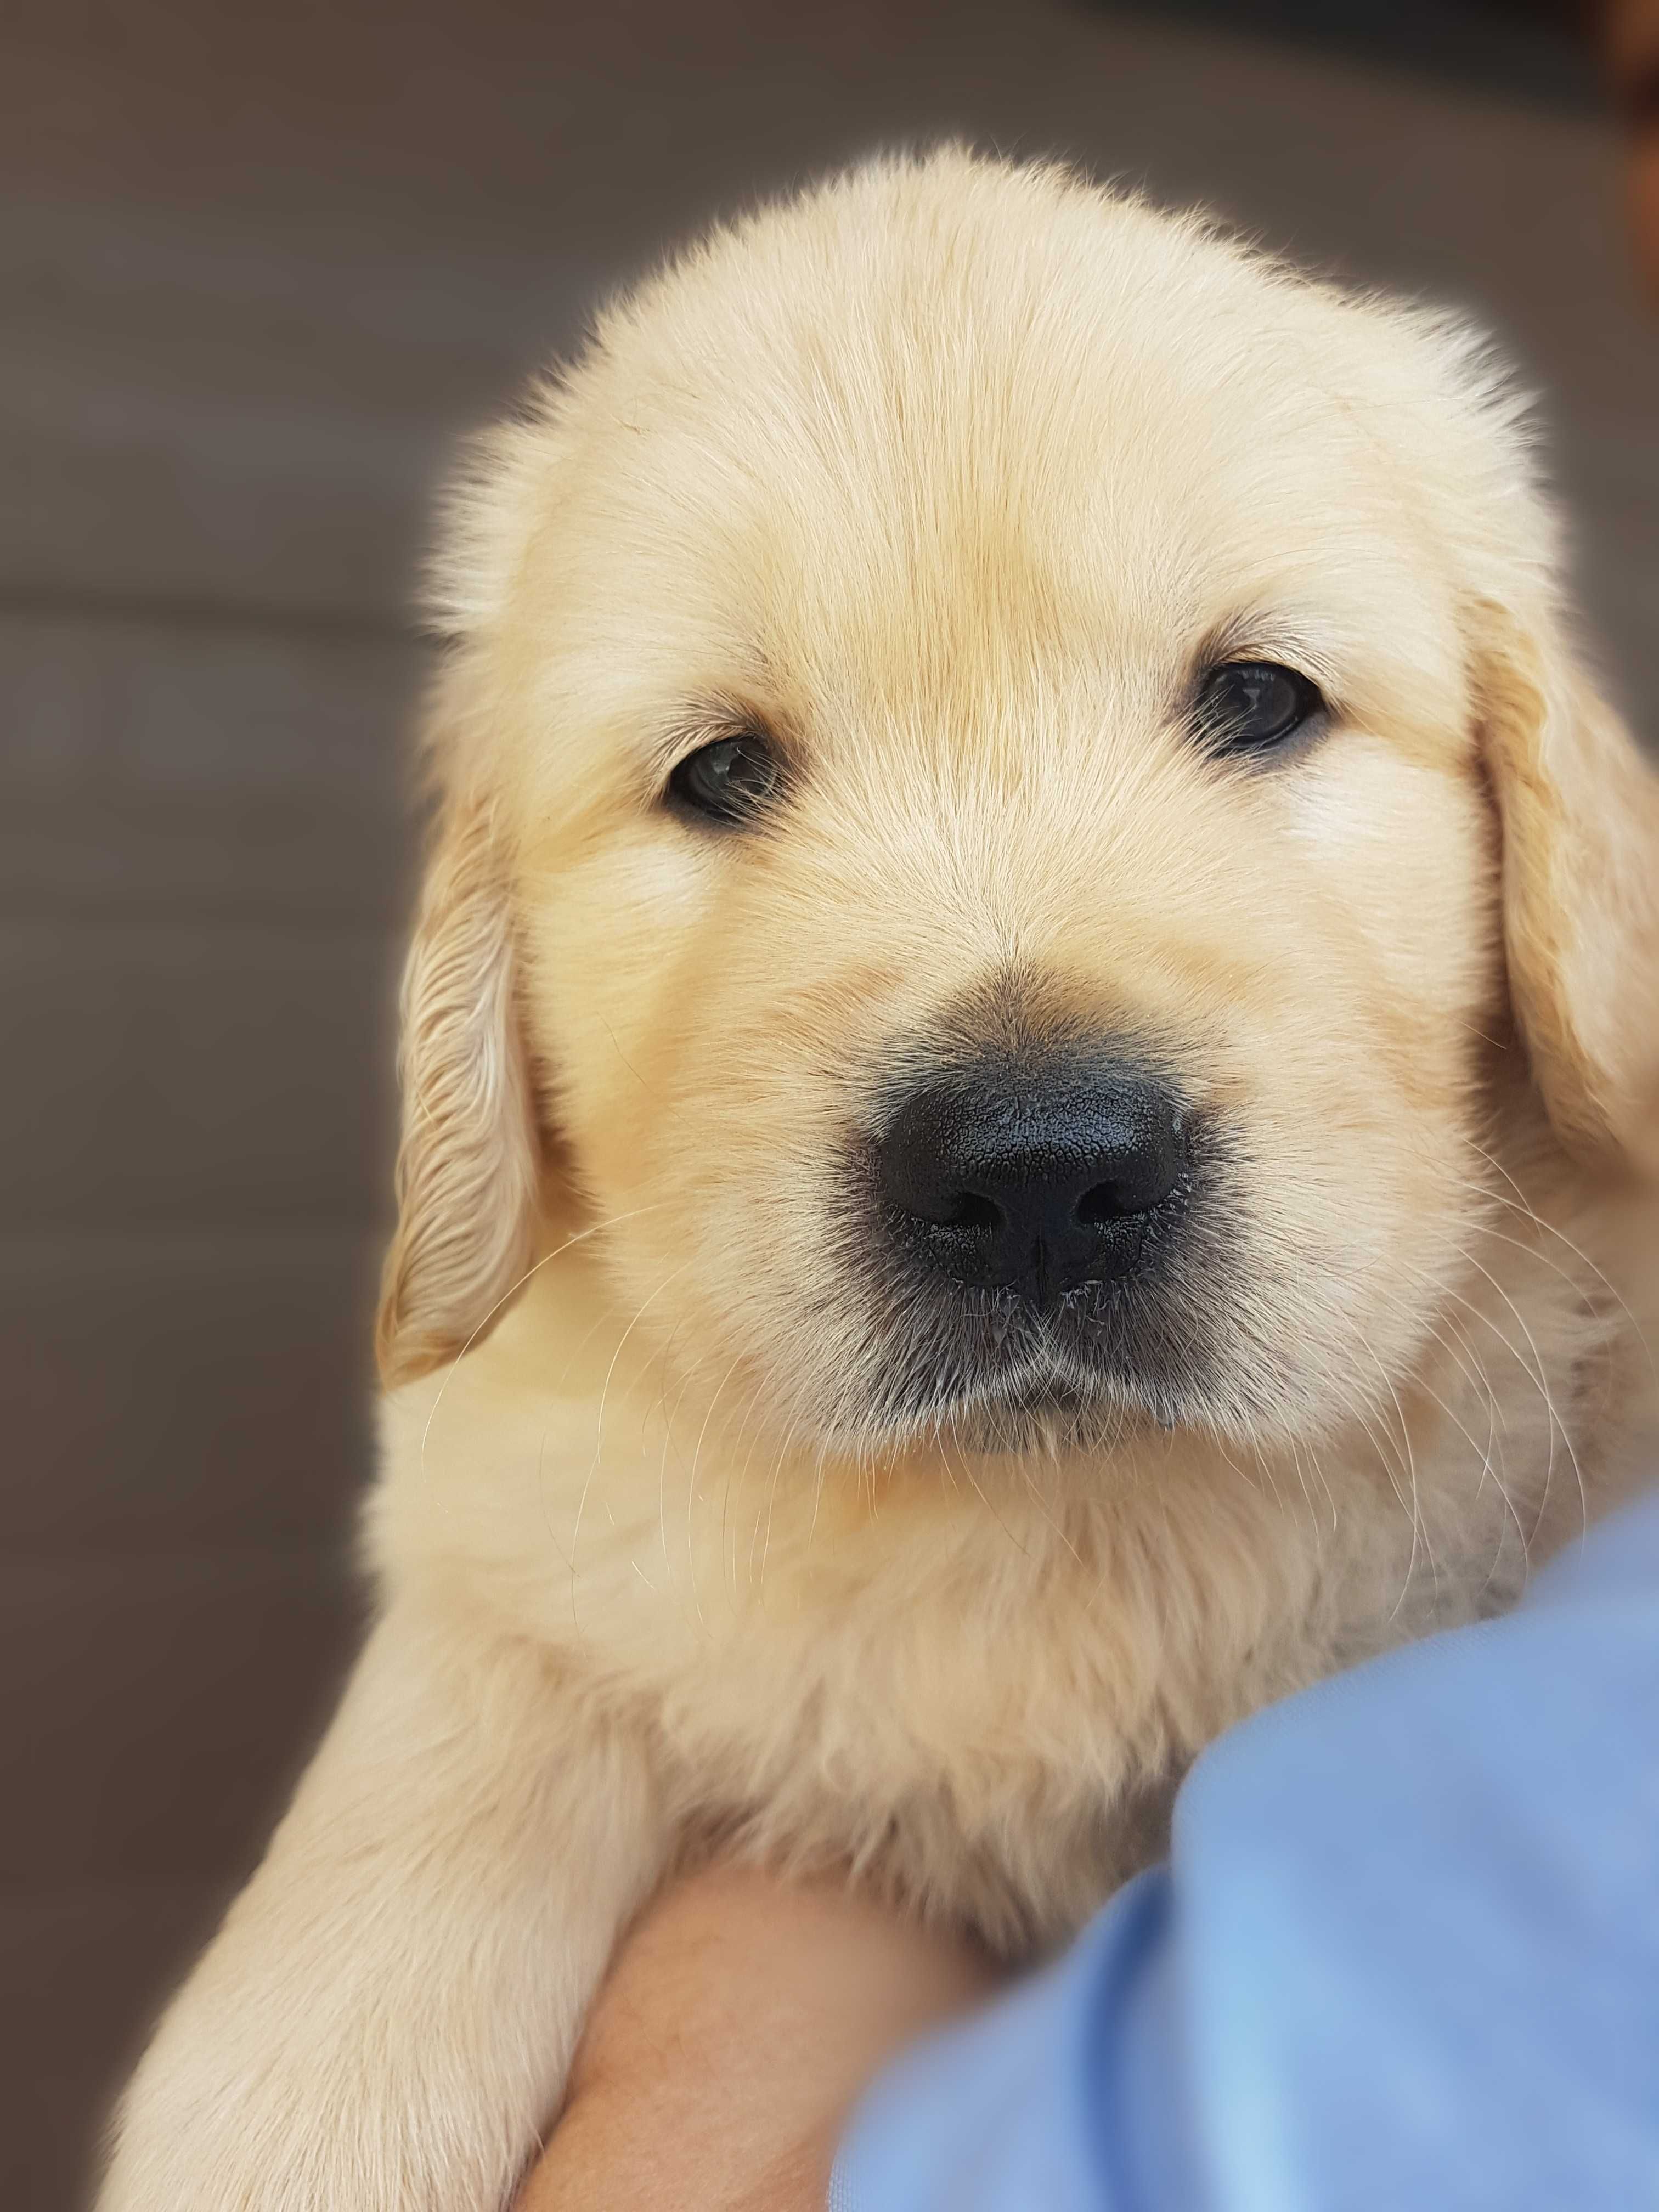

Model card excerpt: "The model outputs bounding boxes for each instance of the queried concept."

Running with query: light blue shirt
[831,1488,1659,2211]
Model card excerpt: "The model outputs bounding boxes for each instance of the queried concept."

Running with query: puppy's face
[385,156,1658,1466]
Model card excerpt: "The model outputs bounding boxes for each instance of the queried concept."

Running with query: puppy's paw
[97,2035,527,2212]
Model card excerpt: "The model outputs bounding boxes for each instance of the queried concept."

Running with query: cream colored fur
[100,149,1659,2212]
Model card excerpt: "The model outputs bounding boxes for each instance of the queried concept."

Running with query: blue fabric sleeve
[830,1488,1659,2212]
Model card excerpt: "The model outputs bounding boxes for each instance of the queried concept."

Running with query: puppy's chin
[935,1378,1163,1460]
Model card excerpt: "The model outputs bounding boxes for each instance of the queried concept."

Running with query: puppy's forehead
[529,162,1462,740]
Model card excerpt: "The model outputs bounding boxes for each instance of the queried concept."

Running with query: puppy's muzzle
[877,1054,1188,1308]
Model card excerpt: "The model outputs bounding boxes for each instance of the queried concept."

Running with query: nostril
[1075,1180,1128,1228]
[1076,1150,1183,1226]
[933,1189,1001,1232]
[1075,1110,1187,1226]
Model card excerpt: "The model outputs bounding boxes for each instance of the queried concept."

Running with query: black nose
[876,1059,1188,1304]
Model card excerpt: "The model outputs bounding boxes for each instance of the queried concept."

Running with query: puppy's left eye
[1194,661,1324,754]
[667,730,785,826]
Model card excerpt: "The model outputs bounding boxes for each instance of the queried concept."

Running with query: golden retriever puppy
[100,148,1659,2212]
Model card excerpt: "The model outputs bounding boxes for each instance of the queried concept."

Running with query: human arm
[517,1867,998,2212]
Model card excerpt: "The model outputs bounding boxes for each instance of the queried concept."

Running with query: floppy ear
[374,787,541,1387]
[1480,602,1659,1176]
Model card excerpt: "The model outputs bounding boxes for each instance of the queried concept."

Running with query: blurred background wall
[3,4,1655,2205]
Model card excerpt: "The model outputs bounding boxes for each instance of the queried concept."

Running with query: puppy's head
[377,150,1659,1463]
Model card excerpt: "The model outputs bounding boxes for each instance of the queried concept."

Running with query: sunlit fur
[102,149,1659,2212]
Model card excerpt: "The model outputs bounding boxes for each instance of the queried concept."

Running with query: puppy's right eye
[666,731,785,826]
[1193,661,1324,755]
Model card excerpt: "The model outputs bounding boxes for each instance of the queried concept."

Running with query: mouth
[854,1257,1227,1450]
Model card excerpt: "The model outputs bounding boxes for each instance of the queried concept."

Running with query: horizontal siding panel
[0,194,576,625]
[0,923,399,1227]
[1,397,435,630]
[0,1883,234,2212]
[0,610,426,793]
[0,1231,381,1551]
[0,784,413,923]
[2,1552,362,1889]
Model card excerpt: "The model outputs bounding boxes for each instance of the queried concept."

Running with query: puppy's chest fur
[369,1242,1638,1951]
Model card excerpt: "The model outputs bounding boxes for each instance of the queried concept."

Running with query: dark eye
[666,730,785,826]
[1194,661,1325,754]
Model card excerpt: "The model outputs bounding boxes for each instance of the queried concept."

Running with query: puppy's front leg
[98,1604,665,2212]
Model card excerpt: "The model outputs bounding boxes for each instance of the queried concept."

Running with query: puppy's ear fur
[1479,604,1659,1175]
[374,404,564,1389]
[375,782,540,1387]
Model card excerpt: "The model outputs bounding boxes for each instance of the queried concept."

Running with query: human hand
[517,1866,1000,2212]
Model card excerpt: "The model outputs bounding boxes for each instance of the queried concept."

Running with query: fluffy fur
[101,149,1659,2211]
